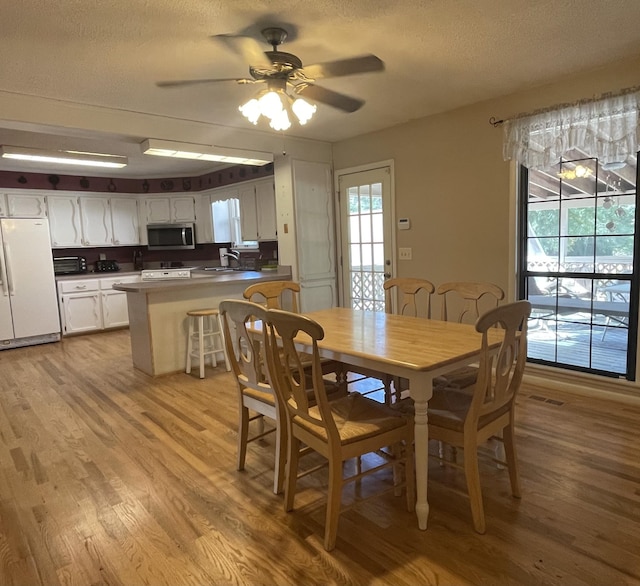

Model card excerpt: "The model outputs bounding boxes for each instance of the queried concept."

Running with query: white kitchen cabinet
[239,184,259,241]
[101,290,129,328]
[144,197,171,223]
[47,195,83,248]
[0,194,6,217]
[172,196,196,222]
[144,195,195,224]
[79,197,113,246]
[255,180,277,240]
[58,279,102,334]
[99,275,139,328]
[6,192,47,217]
[58,274,140,335]
[110,197,140,245]
[195,192,219,243]
[239,179,276,241]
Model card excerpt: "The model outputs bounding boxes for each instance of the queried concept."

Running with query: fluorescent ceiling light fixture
[0,145,128,168]
[141,139,273,166]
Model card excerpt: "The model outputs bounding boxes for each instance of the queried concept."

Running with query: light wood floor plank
[0,329,639,585]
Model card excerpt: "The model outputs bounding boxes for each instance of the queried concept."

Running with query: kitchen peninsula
[113,267,292,376]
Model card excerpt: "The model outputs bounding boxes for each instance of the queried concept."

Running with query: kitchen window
[211,197,258,249]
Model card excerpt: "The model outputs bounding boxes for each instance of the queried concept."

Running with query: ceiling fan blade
[156,78,257,88]
[295,83,364,113]
[212,34,272,68]
[301,54,384,80]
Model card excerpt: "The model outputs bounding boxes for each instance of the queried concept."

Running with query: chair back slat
[467,300,531,425]
[264,308,341,445]
[219,299,270,391]
[243,280,300,312]
[437,281,505,323]
[384,277,435,318]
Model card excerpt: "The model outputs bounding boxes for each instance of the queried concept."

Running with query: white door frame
[334,160,396,307]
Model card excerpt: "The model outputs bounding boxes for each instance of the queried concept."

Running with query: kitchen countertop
[113,266,292,293]
[55,271,141,281]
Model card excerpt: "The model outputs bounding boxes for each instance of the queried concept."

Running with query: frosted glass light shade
[258,91,284,119]
[269,109,291,131]
[292,98,316,125]
[238,99,261,124]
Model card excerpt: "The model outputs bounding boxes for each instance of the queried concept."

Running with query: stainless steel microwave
[147,223,195,250]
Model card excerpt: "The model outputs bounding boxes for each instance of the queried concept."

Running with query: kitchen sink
[195,267,253,273]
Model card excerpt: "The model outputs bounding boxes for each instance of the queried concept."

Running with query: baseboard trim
[523,363,640,407]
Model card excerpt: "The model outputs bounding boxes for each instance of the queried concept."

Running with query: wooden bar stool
[185,308,230,378]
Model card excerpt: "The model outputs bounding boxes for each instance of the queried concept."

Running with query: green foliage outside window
[529,205,635,257]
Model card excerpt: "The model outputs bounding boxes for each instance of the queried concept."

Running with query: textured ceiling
[1,0,640,178]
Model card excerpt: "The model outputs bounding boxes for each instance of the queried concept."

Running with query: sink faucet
[220,249,241,267]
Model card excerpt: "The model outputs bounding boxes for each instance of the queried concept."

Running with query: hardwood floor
[1,330,639,585]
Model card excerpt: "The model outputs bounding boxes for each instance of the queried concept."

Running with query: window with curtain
[502,87,640,379]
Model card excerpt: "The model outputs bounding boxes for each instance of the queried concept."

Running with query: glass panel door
[338,168,392,309]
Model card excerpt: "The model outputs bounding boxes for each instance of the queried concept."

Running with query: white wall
[333,53,640,294]
[332,53,640,394]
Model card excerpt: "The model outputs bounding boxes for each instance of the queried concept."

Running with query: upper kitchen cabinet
[48,193,140,248]
[110,197,140,245]
[1,191,47,218]
[47,195,83,248]
[143,195,196,224]
[79,197,113,246]
[239,179,277,241]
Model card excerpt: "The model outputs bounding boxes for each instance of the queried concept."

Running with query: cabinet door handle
[75,284,87,289]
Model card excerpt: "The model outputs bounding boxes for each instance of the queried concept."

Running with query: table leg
[411,378,431,530]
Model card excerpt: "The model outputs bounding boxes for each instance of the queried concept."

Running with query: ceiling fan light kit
[157,26,384,131]
[239,84,317,131]
[141,139,273,166]
[0,146,128,168]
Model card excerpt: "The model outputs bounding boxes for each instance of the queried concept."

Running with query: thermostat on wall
[398,218,411,230]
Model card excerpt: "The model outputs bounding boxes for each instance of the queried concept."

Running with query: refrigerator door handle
[0,244,9,296]
[3,243,14,295]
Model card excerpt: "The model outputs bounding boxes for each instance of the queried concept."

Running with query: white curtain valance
[502,89,640,170]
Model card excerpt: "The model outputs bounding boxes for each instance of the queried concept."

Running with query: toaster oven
[53,256,88,275]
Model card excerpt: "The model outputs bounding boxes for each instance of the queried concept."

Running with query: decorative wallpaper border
[0,163,274,194]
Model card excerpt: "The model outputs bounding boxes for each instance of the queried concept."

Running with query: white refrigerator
[0,218,61,349]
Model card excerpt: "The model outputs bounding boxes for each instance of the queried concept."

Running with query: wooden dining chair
[428,300,531,533]
[384,277,435,401]
[346,277,436,404]
[384,277,435,318]
[244,280,346,391]
[434,281,505,390]
[243,280,300,312]
[263,308,415,552]
[219,299,287,495]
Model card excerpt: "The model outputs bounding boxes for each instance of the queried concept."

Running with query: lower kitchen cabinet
[100,276,138,328]
[57,275,140,335]
[58,279,102,334]
[60,290,102,334]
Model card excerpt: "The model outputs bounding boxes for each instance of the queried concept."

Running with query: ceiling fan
[156,27,385,121]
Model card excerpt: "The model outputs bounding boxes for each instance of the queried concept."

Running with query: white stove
[141,268,194,281]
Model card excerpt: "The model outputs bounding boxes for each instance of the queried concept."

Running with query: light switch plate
[399,247,412,260]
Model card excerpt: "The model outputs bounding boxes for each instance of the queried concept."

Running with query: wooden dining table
[297,307,504,530]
